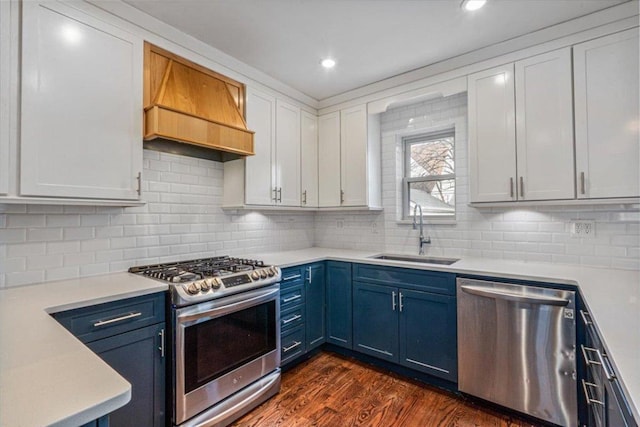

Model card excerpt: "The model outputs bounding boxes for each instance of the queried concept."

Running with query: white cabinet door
[515,48,574,201]
[574,28,639,199]
[300,110,318,208]
[275,100,300,206]
[0,0,13,195]
[245,87,275,205]
[318,112,341,207]
[340,105,368,206]
[468,64,517,203]
[20,1,142,200]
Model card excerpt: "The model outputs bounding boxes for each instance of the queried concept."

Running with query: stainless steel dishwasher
[457,278,577,426]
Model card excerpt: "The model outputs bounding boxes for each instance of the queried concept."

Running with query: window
[403,130,455,219]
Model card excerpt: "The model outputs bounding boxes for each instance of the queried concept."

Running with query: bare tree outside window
[403,130,455,218]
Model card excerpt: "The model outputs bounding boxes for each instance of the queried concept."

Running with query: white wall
[0,150,315,288]
[315,93,640,270]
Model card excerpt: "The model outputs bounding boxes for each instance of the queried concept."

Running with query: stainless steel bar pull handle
[302,190,307,205]
[460,285,570,306]
[136,172,142,196]
[159,329,165,358]
[283,274,301,281]
[581,345,602,366]
[392,291,397,311]
[520,176,524,198]
[94,311,142,327]
[277,187,282,202]
[580,172,586,195]
[272,187,278,202]
[282,294,302,303]
[282,314,302,324]
[580,310,593,326]
[307,267,312,284]
[283,341,302,352]
[399,292,404,312]
[582,380,604,406]
[340,190,345,204]
[510,177,514,198]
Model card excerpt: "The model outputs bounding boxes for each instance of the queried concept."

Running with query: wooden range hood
[143,43,254,161]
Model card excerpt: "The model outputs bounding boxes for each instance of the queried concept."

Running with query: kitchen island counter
[253,247,640,422]
[0,273,167,427]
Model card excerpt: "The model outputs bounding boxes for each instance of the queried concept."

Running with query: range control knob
[199,280,211,292]
[251,271,260,280]
[259,269,267,279]
[186,282,201,295]
[267,268,275,277]
[210,278,222,289]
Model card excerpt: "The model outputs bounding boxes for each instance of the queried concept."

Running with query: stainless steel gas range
[129,256,282,427]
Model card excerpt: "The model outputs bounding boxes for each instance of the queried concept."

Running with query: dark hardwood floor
[232,351,542,427]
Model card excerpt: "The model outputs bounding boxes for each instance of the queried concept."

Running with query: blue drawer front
[280,266,304,288]
[353,264,455,295]
[280,283,305,311]
[53,292,166,343]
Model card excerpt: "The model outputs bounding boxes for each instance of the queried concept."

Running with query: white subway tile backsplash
[1,95,638,287]
[316,93,639,271]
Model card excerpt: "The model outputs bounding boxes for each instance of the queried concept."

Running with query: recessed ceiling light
[321,58,336,69]
[461,0,487,11]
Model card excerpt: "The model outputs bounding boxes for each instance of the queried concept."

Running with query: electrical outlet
[336,220,344,229]
[371,221,379,234]
[570,220,595,239]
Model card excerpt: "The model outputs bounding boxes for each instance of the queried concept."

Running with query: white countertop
[1,249,637,426]
[0,273,167,427]
[253,247,640,421]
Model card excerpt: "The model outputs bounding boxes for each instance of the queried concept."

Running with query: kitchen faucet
[412,204,431,255]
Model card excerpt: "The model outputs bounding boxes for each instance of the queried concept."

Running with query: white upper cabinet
[300,110,318,208]
[468,64,517,203]
[515,48,575,201]
[318,105,381,208]
[574,28,639,199]
[340,105,368,206]
[235,87,301,207]
[275,100,301,206]
[20,1,142,201]
[245,87,276,205]
[469,48,575,203]
[318,112,341,207]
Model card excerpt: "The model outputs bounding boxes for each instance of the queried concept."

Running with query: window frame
[402,129,456,221]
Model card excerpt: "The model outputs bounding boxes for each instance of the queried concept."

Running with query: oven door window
[183,300,276,394]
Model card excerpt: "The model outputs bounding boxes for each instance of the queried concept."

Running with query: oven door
[174,284,280,424]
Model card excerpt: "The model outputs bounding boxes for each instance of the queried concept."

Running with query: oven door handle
[176,285,279,324]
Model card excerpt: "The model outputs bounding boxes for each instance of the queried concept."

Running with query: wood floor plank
[232,351,543,427]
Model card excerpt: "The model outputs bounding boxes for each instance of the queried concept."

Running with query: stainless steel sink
[369,254,459,265]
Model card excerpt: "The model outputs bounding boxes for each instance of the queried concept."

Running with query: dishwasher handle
[460,285,570,307]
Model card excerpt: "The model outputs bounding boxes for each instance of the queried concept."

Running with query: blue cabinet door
[398,288,457,382]
[353,281,398,363]
[87,323,166,427]
[326,261,353,349]
[305,262,326,350]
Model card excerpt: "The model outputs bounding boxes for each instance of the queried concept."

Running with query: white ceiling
[124,0,629,101]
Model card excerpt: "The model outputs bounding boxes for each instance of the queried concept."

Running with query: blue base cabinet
[352,264,457,383]
[305,263,326,350]
[87,323,166,427]
[353,281,399,362]
[53,293,166,427]
[279,263,326,365]
[326,261,353,349]
[398,289,457,381]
